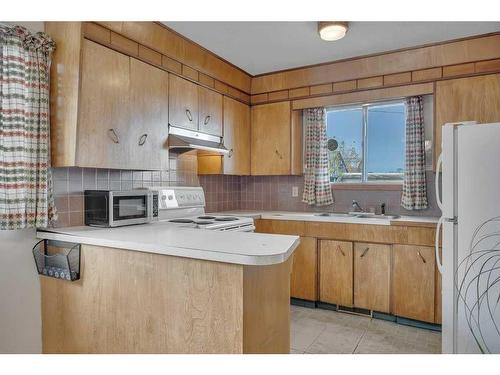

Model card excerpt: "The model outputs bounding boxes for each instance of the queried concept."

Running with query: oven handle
[218,225,256,232]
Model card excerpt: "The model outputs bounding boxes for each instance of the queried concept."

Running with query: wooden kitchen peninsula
[36,223,298,354]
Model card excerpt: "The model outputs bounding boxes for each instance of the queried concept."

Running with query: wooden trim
[155,22,252,78]
[97,22,251,93]
[390,221,437,228]
[292,82,434,110]
[251,32,500,93]
[331,183,402,191]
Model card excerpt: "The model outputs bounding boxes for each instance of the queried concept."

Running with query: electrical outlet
[292,186,299,197]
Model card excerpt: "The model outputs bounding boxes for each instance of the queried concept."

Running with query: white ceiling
[162,22,500,75]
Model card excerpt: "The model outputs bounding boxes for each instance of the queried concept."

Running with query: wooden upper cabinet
[223,96,250,175]
[198,86,222,136]
[251,101,292,175]
[435,73,500,168]
[393,245,436,323]
[128,58,169,170]
[290,237,318,301]
[168,74,199,131]
[353,243,391,313]
[78,39,131,169]
[319,240,353,307]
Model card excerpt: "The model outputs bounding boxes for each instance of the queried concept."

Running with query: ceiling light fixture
[318,21,349,41]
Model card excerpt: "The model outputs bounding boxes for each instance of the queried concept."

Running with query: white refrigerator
[436,121,500,354]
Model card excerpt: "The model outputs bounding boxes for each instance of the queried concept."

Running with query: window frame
[325,99,406,185]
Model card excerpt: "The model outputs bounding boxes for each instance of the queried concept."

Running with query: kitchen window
[326,100,406,184]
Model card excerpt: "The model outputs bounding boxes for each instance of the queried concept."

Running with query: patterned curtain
[401,96,428,210]
[302,107,334,206]
[0,24,57,229]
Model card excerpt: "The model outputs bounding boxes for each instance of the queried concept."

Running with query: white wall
[0,21,45,354]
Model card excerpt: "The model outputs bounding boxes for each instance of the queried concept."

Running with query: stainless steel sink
[349,212,400,220]
[314,212,356,218]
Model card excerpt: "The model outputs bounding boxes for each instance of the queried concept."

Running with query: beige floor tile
[305,323,366,354]
[290,306,442,354]
[290,315,327,352]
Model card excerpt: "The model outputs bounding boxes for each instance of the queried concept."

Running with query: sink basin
[349,212,400,220]
[314,212,356,218]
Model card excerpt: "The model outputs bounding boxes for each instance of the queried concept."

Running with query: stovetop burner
[168,219,195,224]
[215,217,239,221]
[197,216,216,220]
[195,221,214,225]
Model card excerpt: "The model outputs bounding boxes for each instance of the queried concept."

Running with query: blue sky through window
[366,103,405,174]
[326,101,405,182]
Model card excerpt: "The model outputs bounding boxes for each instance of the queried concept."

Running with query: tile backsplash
[51,153,199,228]
[52,154,440,228]
[199,171,441,217]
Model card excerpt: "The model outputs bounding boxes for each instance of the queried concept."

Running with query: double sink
[314,212,401,220]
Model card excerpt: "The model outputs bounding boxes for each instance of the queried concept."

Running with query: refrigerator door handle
[435,216,444,274]
[435,152,443,211]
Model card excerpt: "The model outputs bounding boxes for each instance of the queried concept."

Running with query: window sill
[330,183,403,191]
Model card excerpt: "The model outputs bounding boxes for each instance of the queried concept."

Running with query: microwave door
[111,193,149,226]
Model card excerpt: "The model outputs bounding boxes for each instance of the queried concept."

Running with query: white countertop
[36,221,299,266]
[209,210,439,226]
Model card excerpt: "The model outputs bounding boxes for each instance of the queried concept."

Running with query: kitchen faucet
[352,200,363,212]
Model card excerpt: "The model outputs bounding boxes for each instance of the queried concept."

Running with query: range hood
[168,125,229,155]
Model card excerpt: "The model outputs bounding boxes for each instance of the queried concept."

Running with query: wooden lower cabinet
[319,240,353,307]
[353,243,391,313]
[393,245,436,323]
[290,237,317,301]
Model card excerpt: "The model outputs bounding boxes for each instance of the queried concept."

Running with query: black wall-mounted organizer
[33,239,81,281]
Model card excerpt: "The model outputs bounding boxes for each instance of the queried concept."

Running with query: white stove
[147,186,255,232]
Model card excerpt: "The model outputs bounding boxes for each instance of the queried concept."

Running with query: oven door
[110,191,152,227]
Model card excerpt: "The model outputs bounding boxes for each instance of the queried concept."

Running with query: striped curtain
[401,96,428,210]
[302,107,334,206]
[0,24,57,229]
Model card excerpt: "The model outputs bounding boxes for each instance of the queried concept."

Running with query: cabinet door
[128,58,169,170]
[435,73,500,168]
[319,240,353,307]
[393,245,435,322]
[198,86,222,136]
[290,237,317,301]
[223,96,250,175]
[78,39,130,169]
[168,74,198,131]
[251,101,291,175]
[353,243,391,313]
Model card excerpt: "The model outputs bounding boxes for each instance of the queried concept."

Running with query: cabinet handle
[185,109,193,122]
[336,245,345,257]
[360,247,370,258]
[138,134,148,146]
[108,128,120,144]
[228,148,233,158]
[204,115,211,125]
[417,250,427,264]
[275,149,283,159]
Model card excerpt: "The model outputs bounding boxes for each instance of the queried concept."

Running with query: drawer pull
[108,128,120,144]
[204,115,211,125]
[228,148,233,158]
[417,250,427,263]
[185,109,193,122]
[360,247,370,258]
[337,245,345,257]
[275,149,283,159]
[138,134,148,146]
